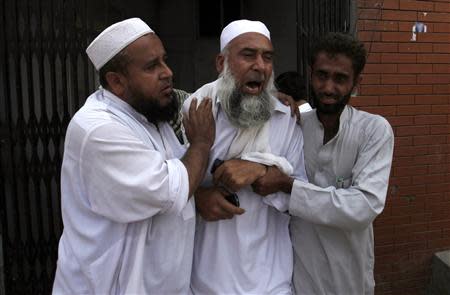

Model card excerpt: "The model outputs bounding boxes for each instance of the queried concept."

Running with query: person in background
[53,18,215,294]
[252,32,394,295]
[275,71,312,113]
[183,19,307,294]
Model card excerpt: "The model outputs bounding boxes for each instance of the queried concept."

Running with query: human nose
[160,61,173,79]
[322,79,336,95]
[252,54,265,71]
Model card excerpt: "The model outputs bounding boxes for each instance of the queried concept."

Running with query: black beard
[129,91,179,124]
[310,89,352,115]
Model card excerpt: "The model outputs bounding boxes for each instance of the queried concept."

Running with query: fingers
[195,187,245,222]
[218,196,245,216]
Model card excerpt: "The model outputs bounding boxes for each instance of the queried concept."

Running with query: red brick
[394,146,428,157]
[419,12,450,23]
[367,52,382,63]
[383,0,400,10]
[397,21,411,32]
[413,174,447,184]
[381,74,416,85]
[414,154,446,165]
[359,31,382,42]
[365,64,398,73]
[395,240,427,251]
[393,135,413,145]
[433,23,450,33]
[432,105,450,114]
[435,2,450,13]
[417,54,450,63]
[382,31,415,42]
[375,215,411,227]
[430,124,450,134]
[389,176,413,186]
[399,43,433,53]
[399,85,433,95]
[361,85,398,95]
[383,9,418,21]
[428,182,450,193]
[380,95,414,105]
[433,44,450,53]
[359,106,397,116]
[361,74,381,84]
[417,74,450,84]
[429,219,450,231]
[399,0,434,11]
[427,237,450,249]
[350,95,380,106]
[386,116,414,127]
[360,8,384,19]
[428,146,448,157]
[415,95,449,104]
[358,0,381,8]
[397,125,430,136]
[413,135,447,145]
[382,53,417,63]
[392,203,425,216]
[368,42,399,52]
[397,105,431,115]
[362,20,399,31]
[393,165,428,177]
[414,115,448,124]
[433,84,450,94]
[398,64,432,73]
[417,33,450,43]
[433,64,450,73]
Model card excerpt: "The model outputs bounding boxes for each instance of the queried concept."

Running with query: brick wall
[355,0,450,294]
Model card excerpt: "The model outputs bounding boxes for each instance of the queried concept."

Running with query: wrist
[280,176,294,194]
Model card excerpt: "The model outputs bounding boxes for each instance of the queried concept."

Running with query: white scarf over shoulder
[183,78,293,211]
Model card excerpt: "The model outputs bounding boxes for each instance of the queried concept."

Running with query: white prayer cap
[86,17,154,70]
[220,19,270,51]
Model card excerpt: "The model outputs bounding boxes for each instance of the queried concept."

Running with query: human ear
[216,54,225,74]
[105,72,127,97]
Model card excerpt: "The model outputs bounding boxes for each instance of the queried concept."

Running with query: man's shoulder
[182,79,220,112]
[349,106,393,140]
[350,106,392,130]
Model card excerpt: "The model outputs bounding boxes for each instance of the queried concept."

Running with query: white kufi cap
[220,19,270,51]
[86,17,154,70]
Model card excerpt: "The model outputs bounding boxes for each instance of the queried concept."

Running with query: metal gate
[0,0,356,294]
[296,0,356,78]
[0,0,120,293]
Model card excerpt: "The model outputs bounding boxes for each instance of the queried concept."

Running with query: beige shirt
[289,105,394,295]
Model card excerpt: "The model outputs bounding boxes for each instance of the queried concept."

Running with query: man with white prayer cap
[182,19,308,294]
[52,17,215,294]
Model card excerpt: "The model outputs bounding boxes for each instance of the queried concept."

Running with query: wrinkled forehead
[226,32,273,53]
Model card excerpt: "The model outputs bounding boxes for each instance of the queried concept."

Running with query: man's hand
[181,98,215,197]
[183,97,215,148]
[213,159,267,192]
[252,166,294,196]
[276,92,300,122]
[195,187,245,221]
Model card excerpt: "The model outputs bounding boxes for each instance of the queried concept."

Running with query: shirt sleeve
[289,117,394,231]
[79,121,190,223]
[263,119,308,212]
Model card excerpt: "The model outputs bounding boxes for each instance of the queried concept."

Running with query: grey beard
[217,63,275,129]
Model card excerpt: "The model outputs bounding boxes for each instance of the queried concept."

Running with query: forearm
[290,180,384,230]
[181,142,211,197]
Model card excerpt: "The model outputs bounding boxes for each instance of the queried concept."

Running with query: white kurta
[184,80,308,295]
[53,89,195,294]
[289,106,394,295]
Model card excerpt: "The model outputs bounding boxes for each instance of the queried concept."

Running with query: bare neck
[317,111,342,144]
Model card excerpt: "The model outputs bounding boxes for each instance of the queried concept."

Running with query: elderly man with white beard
[182,20,307,294]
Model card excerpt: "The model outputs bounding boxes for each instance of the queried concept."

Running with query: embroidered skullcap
[86,17,154,70]
[220,19,271,51]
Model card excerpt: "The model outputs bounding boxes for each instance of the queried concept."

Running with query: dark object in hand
[210,159,240,207]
